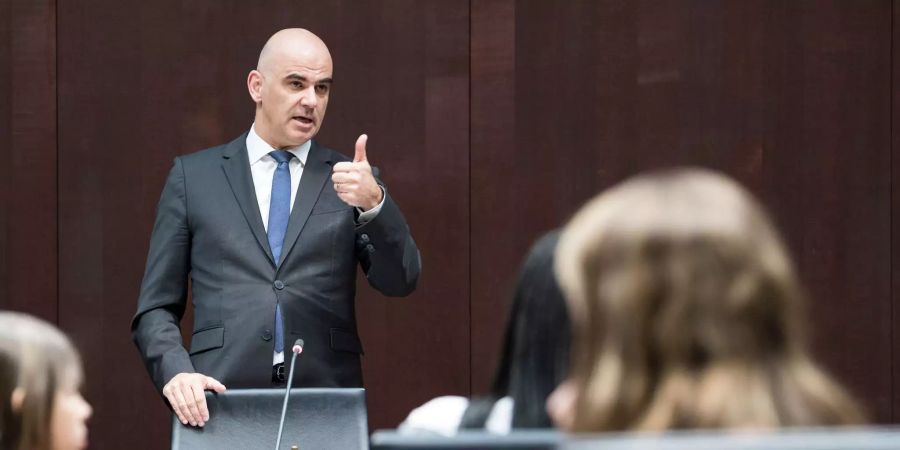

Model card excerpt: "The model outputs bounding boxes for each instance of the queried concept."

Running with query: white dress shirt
[247,125,310,230]
[245,124,384,365]
[398,396,514,436]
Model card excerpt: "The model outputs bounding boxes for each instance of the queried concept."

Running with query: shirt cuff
[355,186,385,225]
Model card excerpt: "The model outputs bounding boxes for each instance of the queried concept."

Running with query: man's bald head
[248,28,334,149]
[257,28,332,76]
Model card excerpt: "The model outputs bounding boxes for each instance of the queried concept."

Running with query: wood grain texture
[0,0,57,321]
[892,0,900,423]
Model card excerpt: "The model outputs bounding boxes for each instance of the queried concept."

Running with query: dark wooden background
[1,1,896,448]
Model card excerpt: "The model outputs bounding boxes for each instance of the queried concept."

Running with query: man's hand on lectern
[163,372,227,427]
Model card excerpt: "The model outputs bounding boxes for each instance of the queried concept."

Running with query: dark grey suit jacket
[131,133,421,394]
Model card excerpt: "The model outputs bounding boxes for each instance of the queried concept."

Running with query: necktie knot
[270,150,295,165]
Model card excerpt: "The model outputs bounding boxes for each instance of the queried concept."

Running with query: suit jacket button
[262,330,273,341]
[274,280,285,290]
[366,244,375,253]
[360,234,370,243]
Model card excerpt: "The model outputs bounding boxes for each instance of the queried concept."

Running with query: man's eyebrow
[285,74,308,82]
[284,74,333,85]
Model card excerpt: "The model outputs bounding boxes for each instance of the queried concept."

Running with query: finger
[332,161,354,173]
[339,192,362,207]
[341,172,364,184]
[164,388,188,425]
[353,134,368,163]
[171,386,196,426]
[205,376,227,393]
[335,182,354,194]
[182,383,204,426]
[337,191,352,204]
[190,384,209,424]
[331,172,355,184]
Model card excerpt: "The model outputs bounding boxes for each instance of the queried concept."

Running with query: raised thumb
[354,134,368,162]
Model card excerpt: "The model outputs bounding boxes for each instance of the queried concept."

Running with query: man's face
[255,48,332,148]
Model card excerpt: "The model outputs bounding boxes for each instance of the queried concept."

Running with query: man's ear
[10,387,24,412]
[247,70,264,103]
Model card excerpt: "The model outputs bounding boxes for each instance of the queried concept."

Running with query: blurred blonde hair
[0,312,83,450]
[554,168,864,432]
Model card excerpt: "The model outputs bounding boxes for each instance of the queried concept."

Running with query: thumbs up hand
[332,134,384,211]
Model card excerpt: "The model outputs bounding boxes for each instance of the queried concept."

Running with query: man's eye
[316,85,329,94]
[291,81,302,88]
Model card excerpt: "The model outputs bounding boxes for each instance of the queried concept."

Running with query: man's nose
[299,86,317,108]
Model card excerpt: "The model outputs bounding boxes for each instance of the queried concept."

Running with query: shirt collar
[246,123,310,166]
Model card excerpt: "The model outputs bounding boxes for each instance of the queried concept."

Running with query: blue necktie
[268,150,294,354]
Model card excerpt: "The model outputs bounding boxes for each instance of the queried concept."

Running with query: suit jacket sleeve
[131,157,195,393]
[355,171,421,297]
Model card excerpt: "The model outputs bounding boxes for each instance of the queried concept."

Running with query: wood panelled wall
[471,0,894,417]
[1,0,56,321]
[1,1,896,448]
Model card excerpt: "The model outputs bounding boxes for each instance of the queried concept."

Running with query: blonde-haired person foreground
[0,312,91,450]
[549,168,864,432]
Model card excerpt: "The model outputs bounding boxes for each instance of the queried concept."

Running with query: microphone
[275,338,304,450]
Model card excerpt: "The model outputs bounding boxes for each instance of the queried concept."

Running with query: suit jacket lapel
[221,134,275,266]
[278,140,332,270]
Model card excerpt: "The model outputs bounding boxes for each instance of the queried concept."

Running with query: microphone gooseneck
[275,339,305,450]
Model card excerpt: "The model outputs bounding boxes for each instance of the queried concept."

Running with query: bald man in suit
[132,29,421,427]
